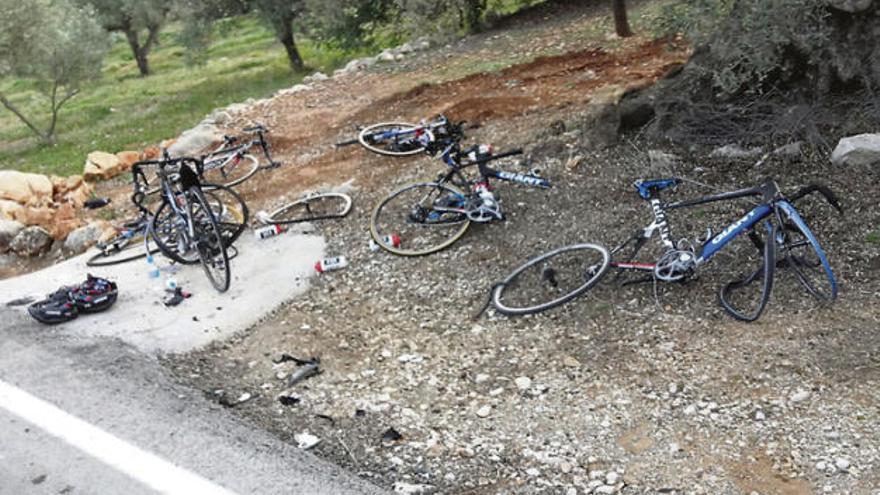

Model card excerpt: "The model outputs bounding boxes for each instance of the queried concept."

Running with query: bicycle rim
[776,203,837,301]
[202,153,260,187]
[491,243,611,316]
[267,193,353,224]
[358,122,431,156]
[191,188,231,292]
[151,198,200,264]
[202,184,249,245]
[370,182,471,256]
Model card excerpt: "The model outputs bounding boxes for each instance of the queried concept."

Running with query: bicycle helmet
[27,288,78,325]
[70,274,118,313]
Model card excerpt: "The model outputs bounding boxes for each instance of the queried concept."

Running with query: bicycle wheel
[202,153,259,188]
[266,193,352,224]
[358,122,432,156]
[202,184,249,245]
[719,223,776,322]
[86,232,159,267]
[190,187,231,292]
[491,243,611,316]
[775,202,837,301]
[370,182,471,256]
[150,197,200,264]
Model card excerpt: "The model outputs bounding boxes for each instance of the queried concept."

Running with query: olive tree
[80,0,173,76]
[0,0,109,144]
[252,0,307,70]
[612,0,633,38]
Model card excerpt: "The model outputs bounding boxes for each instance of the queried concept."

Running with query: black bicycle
[487,179,840,321]
[133,156,231,292]
[370,139,551,256]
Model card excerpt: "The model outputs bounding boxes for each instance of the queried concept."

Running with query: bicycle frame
[609,181,783,274]
[203,125,276,170]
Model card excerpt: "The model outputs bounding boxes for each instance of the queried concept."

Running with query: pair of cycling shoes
[27,274,118,325]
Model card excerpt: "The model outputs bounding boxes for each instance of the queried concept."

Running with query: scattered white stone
[236,392,251,404]
[816,461,828,471]
[755,410,766,421]
[393,482,434,494]
[294,431,320,449]
[489,387,504,397]
[830,133,880,166]
[475,373,490,384]
[684,404,697,415]
[594,485,617,494]
[589,470,605,480]
[515,376,532,391]
[525,467,541,477]
[835,458,850,471]
[789,389,811,403]
[605,472,620,485]
[476,405,491,418]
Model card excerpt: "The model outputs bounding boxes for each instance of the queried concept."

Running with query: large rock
[0,219,24,253]
[116,151,140,172]
[14,206,54,226]
[0,200,24,221]
[167,123,222,157]
[0,171,53,206]
[50,175,91,206]
[63,222,107,254]
[830,133,880,166]
[10,226,53,257]
[84,151,123,181]
[46,203,82,240]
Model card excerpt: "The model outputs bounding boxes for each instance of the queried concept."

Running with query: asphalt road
[0,305,387,495]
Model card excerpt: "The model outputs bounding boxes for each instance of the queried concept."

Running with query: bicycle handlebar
[459,148,523,168]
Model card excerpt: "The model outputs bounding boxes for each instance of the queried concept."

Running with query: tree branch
[0,91,49,143]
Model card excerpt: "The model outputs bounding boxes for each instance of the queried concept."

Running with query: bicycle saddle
[634,178,680,199]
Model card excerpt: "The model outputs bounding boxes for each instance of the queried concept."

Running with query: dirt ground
[149,1,879,494]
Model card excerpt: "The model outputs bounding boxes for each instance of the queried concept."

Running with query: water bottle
[315,256,348,273]
[146,255,161,279]
[369,234,401,251]
[255,224,285,240]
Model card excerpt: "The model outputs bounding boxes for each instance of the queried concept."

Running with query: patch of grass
[0,15,373,176]
[867,230,880,244]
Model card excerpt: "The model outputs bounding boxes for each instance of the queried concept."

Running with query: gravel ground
[166,122,880,494]
[163,2,879,493]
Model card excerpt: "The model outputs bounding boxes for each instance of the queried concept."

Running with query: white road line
[0,379,237,495]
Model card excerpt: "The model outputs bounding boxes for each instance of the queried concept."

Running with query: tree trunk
[462,0,485,31]
[612,0,633,38]
[0,92,52,144]
[124,29,151,76]
[278,22,304,71]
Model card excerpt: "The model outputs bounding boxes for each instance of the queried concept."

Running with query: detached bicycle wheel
[190,187,231,292]
[776,202,837,301]
[491,243,611,316]
[203,185,249,245]
[370,182,471,256]
[266,193,352,224]
[86,233,159,267]
[358,122,432,156]
[202,153,259,188]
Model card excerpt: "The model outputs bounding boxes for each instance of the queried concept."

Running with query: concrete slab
[0,231,325,354]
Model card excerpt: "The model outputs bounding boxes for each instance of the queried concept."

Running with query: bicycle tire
[370,182,471,256]
[203,184,249,244]
[86,234,159,267]
[719,222,776,322]
[202,153,260,188]
[265,193,352,225]
[358,122,433,157]
[150,197,201,265]
[776,201,837,301]
[190,187,231,292]
[150,185,247,264]
[491,243,611,316]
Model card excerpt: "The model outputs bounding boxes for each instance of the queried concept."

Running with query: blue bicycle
[487,179,841,321]
[336,115,461,156]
